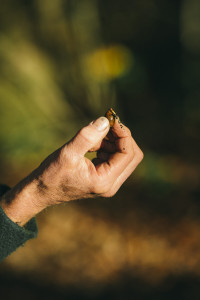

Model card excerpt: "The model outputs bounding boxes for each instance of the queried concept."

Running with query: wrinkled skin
[1,116,143,226]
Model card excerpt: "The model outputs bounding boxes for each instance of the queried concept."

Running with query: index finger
[95,119,134,180]
[89,119,131,153]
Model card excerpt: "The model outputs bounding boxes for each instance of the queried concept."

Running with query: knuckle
[137,148,144,162]
[127,142,135,162]
[91,185,102,195]
[130,146,135,161]
[126,127,132,136]
[122,124,132,136]
[91,180,110,195]
[79,127,94,144]
[60,146,77,165]
[79,127,88,137]
[103,190,116,198]
[79,127,89,139]
[60,146,70,160]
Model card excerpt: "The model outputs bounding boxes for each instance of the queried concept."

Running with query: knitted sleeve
[0,184,38,262]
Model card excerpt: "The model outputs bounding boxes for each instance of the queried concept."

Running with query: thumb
[68,117,110,156]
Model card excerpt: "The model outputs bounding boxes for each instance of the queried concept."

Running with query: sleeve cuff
[0,185,38,262]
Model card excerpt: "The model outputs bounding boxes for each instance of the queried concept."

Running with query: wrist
[0,177,46,227]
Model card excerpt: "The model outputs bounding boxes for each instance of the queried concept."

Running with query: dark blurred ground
[1,271,200,300]
[0,0,200,299]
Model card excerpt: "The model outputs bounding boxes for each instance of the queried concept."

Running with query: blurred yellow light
[84,44,133,81]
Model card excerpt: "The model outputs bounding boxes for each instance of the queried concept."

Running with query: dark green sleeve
[0,185,38,262]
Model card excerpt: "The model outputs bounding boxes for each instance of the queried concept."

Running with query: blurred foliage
[0,0,200,299]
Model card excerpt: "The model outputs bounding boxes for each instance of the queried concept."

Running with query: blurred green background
[0,0,200,299]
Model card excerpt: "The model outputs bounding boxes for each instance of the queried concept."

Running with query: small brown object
[105,108,117,127]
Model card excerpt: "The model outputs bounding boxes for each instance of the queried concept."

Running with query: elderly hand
[1,116,143,226]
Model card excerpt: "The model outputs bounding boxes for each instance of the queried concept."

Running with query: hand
[1,116,143,226]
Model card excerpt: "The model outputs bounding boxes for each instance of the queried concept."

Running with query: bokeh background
[0,0,200,299]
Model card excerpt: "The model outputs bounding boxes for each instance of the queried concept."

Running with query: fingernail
[91,117,109,131]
